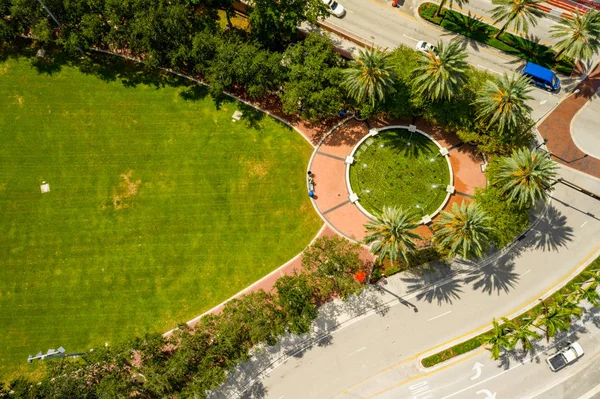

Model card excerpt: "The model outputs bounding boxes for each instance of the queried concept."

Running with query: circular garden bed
[348,127,452,218]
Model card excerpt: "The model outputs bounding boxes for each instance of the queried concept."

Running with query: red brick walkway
[308,117,488,243]
[538,62,600,178]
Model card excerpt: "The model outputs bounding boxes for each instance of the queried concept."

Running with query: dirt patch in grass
[245,159,273,179]
[112,170,141,210]
[14,94,23,106]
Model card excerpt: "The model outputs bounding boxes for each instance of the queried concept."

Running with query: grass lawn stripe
[0,52,321,380]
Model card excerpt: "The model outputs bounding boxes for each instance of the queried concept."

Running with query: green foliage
[490,0,544,37]
[412,40,469,102]
[479,318,514,360]
[474,72,533,135]
[302,236,363,300]
[275,274,319,335]
[343,46,396,107]
[247,0,328,49]
[433,201,492,259]
[280,33,346,121]
[364,207,423,265]
[489,148,558,208]
[383,45,421,119]
[551,10,600,62]
[419,3,575,74]
[474,185,529,248]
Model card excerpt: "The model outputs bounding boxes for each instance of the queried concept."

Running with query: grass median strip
[418,3,575,75]
[422,253,600,368]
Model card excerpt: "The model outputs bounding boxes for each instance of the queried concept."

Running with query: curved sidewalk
[308,117,487,242]
[539,62,600,179]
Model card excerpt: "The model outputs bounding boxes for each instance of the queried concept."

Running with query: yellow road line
[338,244,600,397]
[364,349,486,398]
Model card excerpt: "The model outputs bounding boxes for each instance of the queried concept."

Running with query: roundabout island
[347,126,453,223]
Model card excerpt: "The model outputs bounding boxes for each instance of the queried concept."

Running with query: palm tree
[432,201,491,259]
[551,10,600,62]
[435,0,470,18]
[412,40,469,102]
[364,206,422,265]
[490,0,544,39]
[535,301,573,342]
[343,47,396,107]
[473,72,533,134]
[505,318,541,353]
[575,283,600,308]
[481,318,514,360]
[491,147,558,208]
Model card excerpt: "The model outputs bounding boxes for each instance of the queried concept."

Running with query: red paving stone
[538,62,600,178]
[309,117,487,242]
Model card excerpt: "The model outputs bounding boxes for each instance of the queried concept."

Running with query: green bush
[419,3,574,74]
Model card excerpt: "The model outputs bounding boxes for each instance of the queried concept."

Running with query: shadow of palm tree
[531,205,574,252]
[464,258,520,295]
[381,128,434,158]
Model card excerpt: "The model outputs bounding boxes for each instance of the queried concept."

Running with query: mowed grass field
[0,51,321,379]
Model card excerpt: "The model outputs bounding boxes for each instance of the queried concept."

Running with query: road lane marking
[427,311,452,322]
[402,34,419,42]
[476,64,502,75]
[345,346,367,358]
[470,362,484,380]
[475,389,497,398]
[520,269,531,277]
[337,245,600,398]
[581,220,588,227]
[578,379,600,399]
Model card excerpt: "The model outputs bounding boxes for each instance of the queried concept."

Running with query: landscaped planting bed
[419,3,575,75]
[349,128,451,217]
[0,50,321,379]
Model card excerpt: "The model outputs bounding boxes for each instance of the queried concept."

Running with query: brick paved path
[309,117,487,242]
[538,63,600,178]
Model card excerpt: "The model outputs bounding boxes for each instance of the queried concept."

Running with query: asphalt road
[322,0,600,77]
[213,165,600,398]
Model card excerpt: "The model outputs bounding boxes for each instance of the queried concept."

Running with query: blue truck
[521,62,561,92]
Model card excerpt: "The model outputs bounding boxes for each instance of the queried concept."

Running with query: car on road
[546,341,584,372]
[323,0,345,17]
[416,41,436,55]
[521,62,561,92]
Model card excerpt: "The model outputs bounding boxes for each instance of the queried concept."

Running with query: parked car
[416,41,436,55]
[546,342,584,372]
[521,62,561,92]
[323,0,345,17]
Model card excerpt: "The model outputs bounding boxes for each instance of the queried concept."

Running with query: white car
[416,41,436,55]
[323,0,346,17]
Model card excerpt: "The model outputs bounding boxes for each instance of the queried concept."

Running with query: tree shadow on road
[530,205,574,252]
[464,257,520,296]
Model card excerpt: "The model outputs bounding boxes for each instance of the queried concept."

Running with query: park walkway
[309,117,487,242]
[538,62,600,179]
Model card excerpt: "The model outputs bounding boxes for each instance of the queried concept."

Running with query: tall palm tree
[343,47,396,107]
[551,10,600,62]
[575,283,600,308]
[432,201,491,259]
[481,318,514,360]
[535,301,573,342]
[491,147,558,208]
[490,0,544,39]
[473,72,533,134]
[412,40,469,102]
[364,206,422,265]
[435,0,470,18]
[505,318,541,353]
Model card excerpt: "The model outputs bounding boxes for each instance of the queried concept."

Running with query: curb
[416,243,600,372]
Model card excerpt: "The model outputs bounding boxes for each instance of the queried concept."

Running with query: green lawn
[349,129,450,216]
[0,49,321,380]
